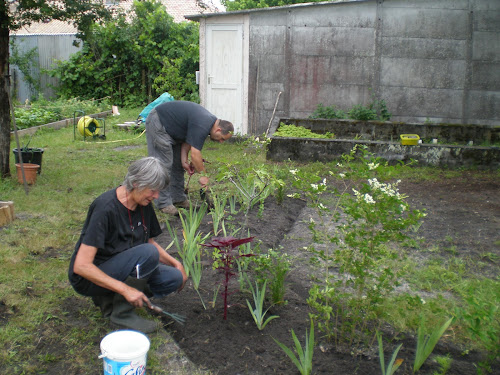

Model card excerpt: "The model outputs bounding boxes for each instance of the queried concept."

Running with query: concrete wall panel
[386,0,469,10]
[472,32,500,61]
[291,2,376,28]
[473,11,500,32]
[292,26,376,57]
[471,0,500,11]
[381,58,466,89]
[471,62,500,90]
[383,86,463,119]
[381,37,467,60]
[291,55,374,86]
[381,8,469,39]
[467,91,500,122]
[250,11,287,26]
[257,83,286,111]
[290,82,371,113]
[256,55,287,83]
[250,25,286,55]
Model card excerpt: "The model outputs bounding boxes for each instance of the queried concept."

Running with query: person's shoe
[174,200,190,209]
[109,278,160,334]
[160,205,179,216]
[92,294,113,319]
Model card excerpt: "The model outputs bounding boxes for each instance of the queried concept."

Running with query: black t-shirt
[154,101,217,150]
[68,188,161,287]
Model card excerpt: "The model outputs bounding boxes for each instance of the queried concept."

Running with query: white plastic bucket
[99,330,150,375]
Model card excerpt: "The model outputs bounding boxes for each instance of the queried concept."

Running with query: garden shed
[186,0,500,136]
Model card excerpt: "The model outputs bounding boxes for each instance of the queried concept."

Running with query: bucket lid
[100,330,150,360]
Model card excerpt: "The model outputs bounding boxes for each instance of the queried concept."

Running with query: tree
[0,0,110,178]
[221,0,328,11]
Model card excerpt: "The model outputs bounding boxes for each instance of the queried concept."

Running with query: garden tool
[110,278,159,333]
[200,188,214,211]
[149,304,186,325]
[184,168,194,194]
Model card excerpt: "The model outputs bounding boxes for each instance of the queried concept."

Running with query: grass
[1,107,499,373]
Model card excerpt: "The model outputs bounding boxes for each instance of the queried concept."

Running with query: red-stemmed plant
[202,236,255,320]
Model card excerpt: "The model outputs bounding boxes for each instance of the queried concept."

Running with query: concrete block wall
[248,0,500,135]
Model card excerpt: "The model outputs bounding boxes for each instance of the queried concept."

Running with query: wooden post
[0,201,14,227]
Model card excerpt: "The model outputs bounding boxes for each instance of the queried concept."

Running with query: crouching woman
[68,157,187,333]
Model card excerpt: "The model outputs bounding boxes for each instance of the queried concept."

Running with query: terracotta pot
[15,163,40,185]
[13,148,44,174]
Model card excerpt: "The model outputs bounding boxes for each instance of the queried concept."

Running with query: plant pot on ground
[13,147,44,174]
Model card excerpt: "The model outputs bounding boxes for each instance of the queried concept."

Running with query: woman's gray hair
[123,157,169,192]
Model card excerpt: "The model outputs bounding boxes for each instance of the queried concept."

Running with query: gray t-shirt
[155,101,217,150]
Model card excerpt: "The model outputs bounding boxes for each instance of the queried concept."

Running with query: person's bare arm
[73,243,151,308]
[181,143,194,174]
[149,238,188,291]
[190,147,205,173]
[190,147,209,187]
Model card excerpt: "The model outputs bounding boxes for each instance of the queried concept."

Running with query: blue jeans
[75,243,183,298]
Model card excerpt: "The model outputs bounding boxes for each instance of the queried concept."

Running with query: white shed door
[206,24,243,134]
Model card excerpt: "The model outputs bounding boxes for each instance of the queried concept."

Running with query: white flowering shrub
[290,145,426,347]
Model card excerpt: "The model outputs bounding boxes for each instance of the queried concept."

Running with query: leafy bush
[310,98,392,121]
[50,1,199,106]
[347,104,378,121]
[309,103,346,119]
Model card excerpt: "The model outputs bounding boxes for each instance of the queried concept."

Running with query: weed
[252,247,292,305]
[433,355,452,375]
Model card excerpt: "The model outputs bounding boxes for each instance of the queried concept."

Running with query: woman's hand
[122,285,151,308]
[176,263,188,292]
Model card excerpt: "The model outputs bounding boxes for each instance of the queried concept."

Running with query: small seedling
[246,279,279,330]
[414,317,454,372]
[273,320,315,375]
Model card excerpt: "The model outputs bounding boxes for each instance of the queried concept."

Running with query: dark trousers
[74,243,183,298]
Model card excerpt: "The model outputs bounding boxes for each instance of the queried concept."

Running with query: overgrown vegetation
[50,1,199,106]
[12,96,110,130]
[273,123,335,139]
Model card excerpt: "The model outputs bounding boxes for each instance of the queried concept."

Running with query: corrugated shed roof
[11,0,223,35]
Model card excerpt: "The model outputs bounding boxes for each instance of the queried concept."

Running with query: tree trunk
[0,6,11,178]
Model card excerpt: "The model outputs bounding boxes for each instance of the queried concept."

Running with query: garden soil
[5,172,498,374]
[148,172,499,375]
